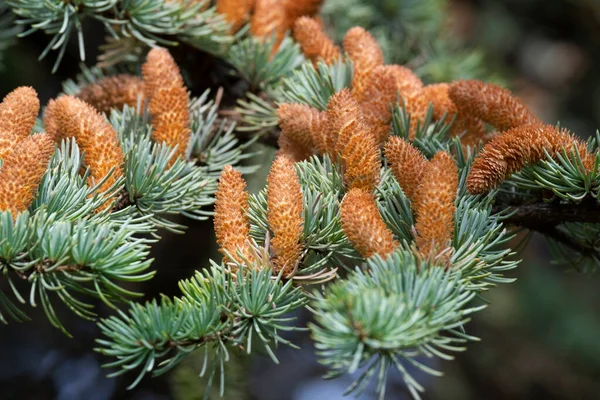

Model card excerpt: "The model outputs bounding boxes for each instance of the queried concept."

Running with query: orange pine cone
[359,66,398,144]
[283,0,323,28]
[142,48,185,100]
[326,90,380,191]
[413,151,458,258]
[327,89,362,156]
[276,103,320,161]
[251,0,287,52]
[216,0,254,33]
[142,48,190,161]
[340,188,397,258]
[405,83,457,139]
[388,65,423,100]
[43,96,124,209]
[293,17,341,66]
[214,165,255,265]
[452,114,487,147]
[0,87,40,161]
[267,155,304,275]
[308,110,330,155]
[467,124,595,194]
[76,75,145,114]
[277,133,314,162]
[383,137,428,202]
[0,134,54,216]
[148,86,191,160]
[448,80,540,132]
[358,65,422,104]
[360,65,421,144]
[343,27,384,100]
[404,83,487,144]
[340,129,381,192]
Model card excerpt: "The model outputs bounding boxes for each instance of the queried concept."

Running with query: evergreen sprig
[310,251,482,400]
[7,0,232,71]
[3,2,600,400]
[96,264,308,393]
[0,209,154,333]
[0,75,251,330]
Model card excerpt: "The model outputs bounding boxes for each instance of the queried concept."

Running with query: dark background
[1,1,600,399]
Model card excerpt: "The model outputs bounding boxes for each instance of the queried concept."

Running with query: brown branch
[493,197,600,257]
[493,197,600,226]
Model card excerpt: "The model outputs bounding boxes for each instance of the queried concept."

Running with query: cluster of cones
[274,21,599,266]
[338,140,459,264]
[0,47,194,216]
[0,88,55,216]
[217,0,324,51]
[214,155,304,277]
[274,23,462,263]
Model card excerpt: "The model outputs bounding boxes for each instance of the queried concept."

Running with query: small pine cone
[277,103,319,160]
[326,90,380,191]
[43,96,124,208]
[413,151,458,258]
[267,155,304,275]
[574,141,597,172]
[327,89,363,156]
[359,66,399,144]
[251,0,287,51]
[383,137,428,202]
[340,130,381,192]
[358,65,422,104]
[277,132,313,162]
[0,134,54,215]
[76,74,145,114]
[451,114,487,147]
[142,47,185,100]
[148,86,191,160]
[340,188,397,258]
[216,0,254,33]
[343,27,384,100]
[0,87,40,161]
[309,110,330,155]
[449,80,540,132]
[142,48,190,161]
[360,65,424,144]
[214,165,254,265]
[283,0,323,28]
[405,83,457,139]
[388,65,423,100]
[467,124,594,194]
[293,17,341,66]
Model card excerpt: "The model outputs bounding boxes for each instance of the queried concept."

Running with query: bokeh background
[1,0,600,399]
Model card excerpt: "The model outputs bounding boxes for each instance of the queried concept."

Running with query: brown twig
[493,197,600,257]
[493,199,600,226]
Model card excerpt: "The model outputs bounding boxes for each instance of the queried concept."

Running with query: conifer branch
[494,198,600,227]
[3,3,600,400]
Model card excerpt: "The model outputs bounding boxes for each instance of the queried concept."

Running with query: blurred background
[1,0,600,399]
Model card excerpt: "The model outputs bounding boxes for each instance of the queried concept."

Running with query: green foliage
[7,0,231,71]
[310,251,481,400]
[2,1,599,399]
[96,265,308,393]
[234,58,353,135]
[93,148,523,398]
[0,3,19,69]
[0,81,251,332]
[0,209,154,333]
[227,35,305,90]
[322,0,495,82]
